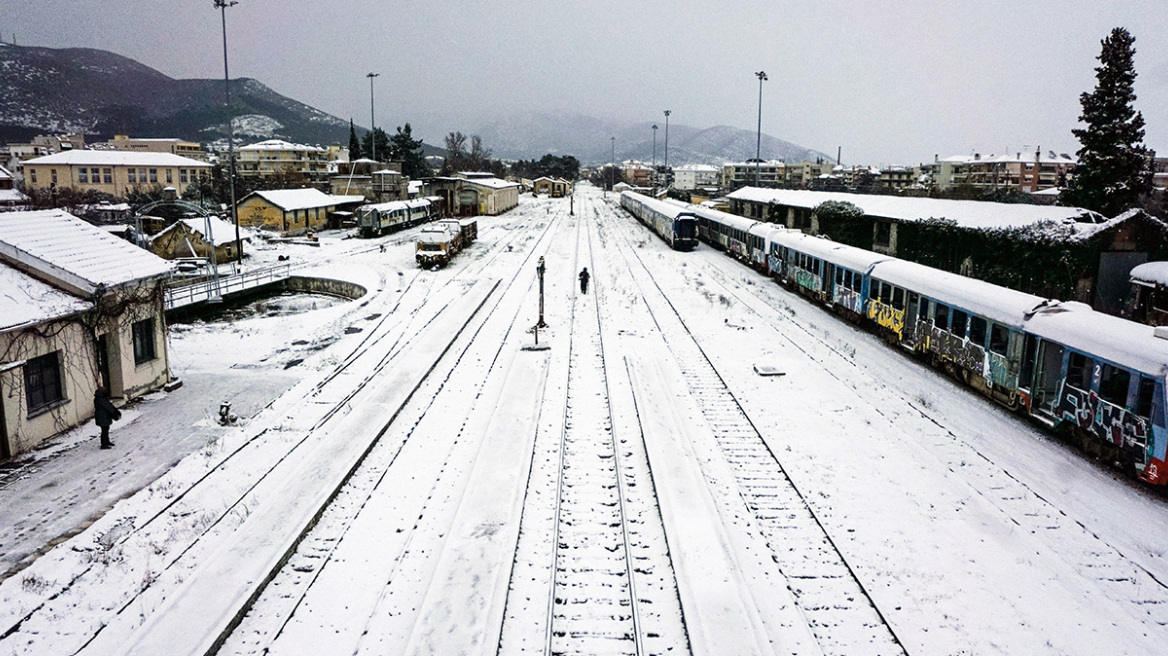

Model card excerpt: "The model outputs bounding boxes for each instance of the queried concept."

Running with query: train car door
[1032,339,1065,416]
[823,262,835,298]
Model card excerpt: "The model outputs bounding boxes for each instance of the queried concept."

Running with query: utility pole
[611,136,615,195]
[366,72,380,162]
[663,110,671,189]
[755,71,768,187]
[214,0,241,269]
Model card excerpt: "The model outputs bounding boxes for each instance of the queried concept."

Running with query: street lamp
[652,124,658,190]
[366,72,380,162]
[663,110,671,189]
[213,0,241,269]
[755,70,768,187]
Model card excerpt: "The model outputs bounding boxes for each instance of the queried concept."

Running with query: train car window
[969,317,987,345]
[919,298,930,321]
[892,287,905,310]
[934,304,949,330]
[1136,376,1156,418]
[951,310,968,339]
[836,268,843,285]
[851,271,860,291]
[1066,352,1094,390]
[989,323,1008,355]
[879,281,892,304]
[1098,364,1130,406]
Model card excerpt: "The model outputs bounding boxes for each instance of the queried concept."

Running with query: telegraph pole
[214,0,241,268]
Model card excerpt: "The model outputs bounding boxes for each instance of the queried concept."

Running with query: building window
[180,169,188,183]
[149,169,158,183]
[51,169,58,185]
[132,318,157,364]
[166,169,173,183]
[128,168,137,184]
[78,168,88,183]
[103,168,112,184]
[30,169,37,184]
[24,351,64,413]
[874,221,892,247]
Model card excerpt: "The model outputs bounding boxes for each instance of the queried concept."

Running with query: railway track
[218,198,570,655]
[601,203,906,656]
[499,196,687,655]
[686,248,1168,629]
[0,202,557,655]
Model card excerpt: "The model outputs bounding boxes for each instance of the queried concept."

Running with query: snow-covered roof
[243,189,363,212]
[408,181,423,194]
[178,216,251,247]
[1025,302,1168,376]
[0,164,12,180]
[776,231,894,273]
[22,150,210,168]
[871,259,1048,327]
[463,177,520,190]
[725,187,1105,230]
[0,209,174,295]
[238,139,326,153]
[0,188,30,203]
[360,199,431,213]
[1131,262,1168,287]
[0,261,91,333]
[676,164,720,172]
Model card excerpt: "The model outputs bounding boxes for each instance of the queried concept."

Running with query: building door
[97,333,111,393]
[1095,251,1148,315]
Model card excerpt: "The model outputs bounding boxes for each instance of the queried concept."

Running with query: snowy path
[2,188,1168,655]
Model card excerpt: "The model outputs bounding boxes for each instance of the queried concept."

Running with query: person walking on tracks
[94,386,122,449]
[579,267,590,294]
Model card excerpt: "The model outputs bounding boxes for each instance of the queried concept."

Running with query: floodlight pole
[610,136,615,194]
[663,110,670,189]
[652,124,658,190]
[755,71,768,187]
[367,72,380,162]
[215,0,241,269]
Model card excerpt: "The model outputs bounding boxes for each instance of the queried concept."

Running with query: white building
[672,164,720,191]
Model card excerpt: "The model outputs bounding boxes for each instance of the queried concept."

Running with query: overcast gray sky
[6,0,1167,165]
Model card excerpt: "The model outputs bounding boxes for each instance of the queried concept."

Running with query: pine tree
[389,123,432,179]
[1063,27,1155,217]
[348,120,360,161]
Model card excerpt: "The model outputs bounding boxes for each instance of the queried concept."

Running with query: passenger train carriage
[618,190,1168,485]
[357,199,432,238]
[619,192,698,251]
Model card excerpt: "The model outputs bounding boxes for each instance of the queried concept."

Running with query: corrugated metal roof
[0,209,174,295]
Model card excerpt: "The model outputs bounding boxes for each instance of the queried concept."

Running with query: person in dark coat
[579,267,590,294]
[94,387,121,449]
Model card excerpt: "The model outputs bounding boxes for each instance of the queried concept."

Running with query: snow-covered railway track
[217,199,569,655]
[499,199,687,656]
[603,205,906,656]
[0,206,560,656]
[686,249,1168,630]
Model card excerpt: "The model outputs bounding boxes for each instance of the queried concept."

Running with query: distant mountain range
[0,43,831,168]
[0,43,351,147]
[475,111,833,167]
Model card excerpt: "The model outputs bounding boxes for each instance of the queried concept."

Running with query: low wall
[166,276,366,322]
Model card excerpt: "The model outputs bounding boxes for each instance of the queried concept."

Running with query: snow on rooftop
[726,187,1105,230]
[178,216,252,247]
[1131,261,1168,287]
[247,189,362,212]
[0,261,90,332]
[0,209,174,295]
[238,139,326,153]
[22,150,210,168]
[1025,301,1168,376]
[463,177,520,190]
[0,164,13,179]
[0,189,30,203]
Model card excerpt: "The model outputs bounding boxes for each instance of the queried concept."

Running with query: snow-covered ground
[2,186,1168,655]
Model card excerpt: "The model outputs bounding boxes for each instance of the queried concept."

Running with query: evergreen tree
[348,120,360,161]
[389,123,432,179]
[1063,27,1155,217]
[360,128,391,162]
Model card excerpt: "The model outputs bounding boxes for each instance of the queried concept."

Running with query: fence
[164,262,292,310]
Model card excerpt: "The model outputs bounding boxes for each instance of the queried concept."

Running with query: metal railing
[164,262,292,310]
